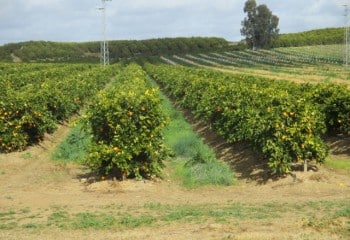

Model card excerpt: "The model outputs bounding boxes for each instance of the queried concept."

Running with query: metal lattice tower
[99,0,111,66]
[344,5,350,67]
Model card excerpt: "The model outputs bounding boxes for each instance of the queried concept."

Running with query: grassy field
[1,198,349,234]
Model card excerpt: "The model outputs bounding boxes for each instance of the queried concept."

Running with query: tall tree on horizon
[241,0,279,49]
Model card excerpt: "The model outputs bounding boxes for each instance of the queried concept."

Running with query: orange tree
[300,83,350,135]
[83,63,170,180]
[144,64,344,174]
[0,63,114,152]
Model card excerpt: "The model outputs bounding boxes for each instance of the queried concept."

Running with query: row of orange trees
[145,64,350,174]
[83,64,170,179]
[0,63,115,152]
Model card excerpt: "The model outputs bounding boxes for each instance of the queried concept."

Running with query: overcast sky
[0,0,349,45]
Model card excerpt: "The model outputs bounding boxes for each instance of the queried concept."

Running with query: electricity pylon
[344,5,350,67]
[99,0,111,66]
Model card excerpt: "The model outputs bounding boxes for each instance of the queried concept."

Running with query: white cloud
[0,0,346,45]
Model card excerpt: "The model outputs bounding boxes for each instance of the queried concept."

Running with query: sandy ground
[0,122,349,240]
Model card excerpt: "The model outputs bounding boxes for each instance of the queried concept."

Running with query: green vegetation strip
[149,76,234,188]
[51,122,90,164]
[0,200,349,236]
[325,159,350,170]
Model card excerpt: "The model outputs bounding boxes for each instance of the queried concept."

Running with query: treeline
[274,27,344,48]
[0,37,229,63]
[0,41,98,62]
[0,27,344,62]
[109,37,228,59]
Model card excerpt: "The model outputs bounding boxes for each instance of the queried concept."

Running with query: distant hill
[274,27,344,47]
[0,27,345,63]
[0,37,229,63]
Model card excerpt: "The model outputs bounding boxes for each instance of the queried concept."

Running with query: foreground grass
[0,199,349,238]
[325,159,350,171]
[51,122,90,164]
[154,78,234,188]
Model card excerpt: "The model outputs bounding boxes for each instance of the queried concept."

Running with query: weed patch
[325,159,350,170]
[51,122,90,163]
[154,78,235,188]
[71,212,116,230]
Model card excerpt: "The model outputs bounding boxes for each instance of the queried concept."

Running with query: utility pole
[344,5,350,67]
[99,0,111,66]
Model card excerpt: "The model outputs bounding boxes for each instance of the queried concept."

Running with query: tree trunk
[304,159,308,172]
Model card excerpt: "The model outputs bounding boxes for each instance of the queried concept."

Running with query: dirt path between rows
[0,119,349,239]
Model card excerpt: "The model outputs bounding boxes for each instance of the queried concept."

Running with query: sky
[0,0,349,46]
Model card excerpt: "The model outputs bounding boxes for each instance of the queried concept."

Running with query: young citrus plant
[83,64,170,180]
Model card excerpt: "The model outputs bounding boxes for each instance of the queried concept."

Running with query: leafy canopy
[241,0,279,49]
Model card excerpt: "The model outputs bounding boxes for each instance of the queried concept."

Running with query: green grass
[153,78,235,188]
[302,203,350,237]
[1,199,348,235]
[20,152,32,159]
[175,160,234,188]
[2,203,273,230]
[47,211,70,228]
[118,214,155,228]
[164,116,198,158]
[325,159,350,170]
[51,122,90,163]
[0,210,16,219]
[72,212,116,230]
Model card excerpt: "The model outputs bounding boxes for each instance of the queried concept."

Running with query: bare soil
[0,121,349,240]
